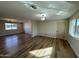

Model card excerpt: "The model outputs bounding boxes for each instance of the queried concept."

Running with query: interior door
[56,22,66,39]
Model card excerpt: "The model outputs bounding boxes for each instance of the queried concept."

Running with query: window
[11,24,17,29]
[75,19,79,35]
[5,23,17,30]
[69,19,79,38]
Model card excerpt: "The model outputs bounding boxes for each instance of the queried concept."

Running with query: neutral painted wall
[23,20,38,37]
[32,21,38,37]
[37,21,57,38]
[24,20,32,34]
[23,19,67,39]
[37,20,67,38]
[66,34,79,57]
[66,12,79,57]
[0,20,24,36]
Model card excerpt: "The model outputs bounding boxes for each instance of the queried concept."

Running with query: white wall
[37,21,57,38]
[24,20,32,34]
[37,20,66,38]
[66,11,79,57]
[24,20,38,37]
[32,21,38,37]
[25,19,67,39]
[66,34,79,57]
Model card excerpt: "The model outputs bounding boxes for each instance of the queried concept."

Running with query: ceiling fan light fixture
[41,17,45,21]
[41,14,47,17]
[40,14,46,21]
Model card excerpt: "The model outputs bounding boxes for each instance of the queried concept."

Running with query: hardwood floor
[0,34,77,58]
[55,39,77,58]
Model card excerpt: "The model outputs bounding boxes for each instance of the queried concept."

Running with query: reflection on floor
[29,47,54,58]
[0,34,77,58]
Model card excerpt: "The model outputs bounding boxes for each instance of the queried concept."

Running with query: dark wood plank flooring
[0,34,77,58]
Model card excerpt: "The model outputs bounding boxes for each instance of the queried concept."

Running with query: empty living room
[0,0,79,58]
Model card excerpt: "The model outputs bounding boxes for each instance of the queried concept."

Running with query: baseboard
[37,34,56,38]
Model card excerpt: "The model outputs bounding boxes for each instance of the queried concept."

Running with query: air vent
[30,5,37,9]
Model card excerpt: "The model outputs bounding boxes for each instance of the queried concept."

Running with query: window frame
[69,18,79,38]
[5,23,17,30]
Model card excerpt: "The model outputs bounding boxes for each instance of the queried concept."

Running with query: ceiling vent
[30,5,37,9]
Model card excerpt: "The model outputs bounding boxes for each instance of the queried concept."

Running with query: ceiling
[0,1,79,22]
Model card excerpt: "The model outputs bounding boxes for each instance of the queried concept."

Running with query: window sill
[70,34,79,39]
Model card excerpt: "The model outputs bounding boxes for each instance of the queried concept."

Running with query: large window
[5,23,17,30]
[69,19,79,38]
[75,19,79,35]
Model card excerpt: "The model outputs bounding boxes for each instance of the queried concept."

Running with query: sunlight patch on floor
[29,47,54,58]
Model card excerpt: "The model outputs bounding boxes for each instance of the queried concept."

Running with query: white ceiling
[0,1,79,22]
